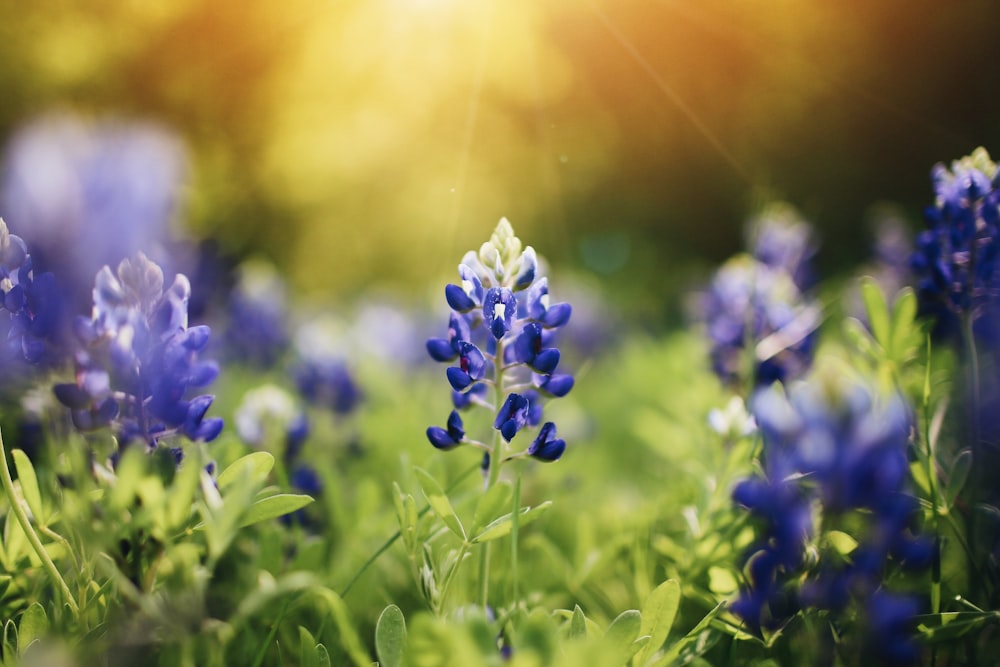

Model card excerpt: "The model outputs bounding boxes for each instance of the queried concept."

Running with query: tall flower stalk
[425,218,572,610]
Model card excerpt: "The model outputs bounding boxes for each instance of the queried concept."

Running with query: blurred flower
[707,395,757,440]
[0,113,188,314]
[748,202,817,290]
[701,254,819,388]
[292,315,363,416]
[732,371,929,651]
[910,147,1000,337]
[222,260,290,368]
[425,218,573,468]
[0,218,67,366]
[234,383,309,459]
[53,253,223,452]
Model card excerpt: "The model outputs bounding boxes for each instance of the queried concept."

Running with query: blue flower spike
[425,218,574,473]
[54,253,224,456]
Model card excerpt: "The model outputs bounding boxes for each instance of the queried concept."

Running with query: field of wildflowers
[0,141,996,666]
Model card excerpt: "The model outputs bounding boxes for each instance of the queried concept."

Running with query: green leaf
[414,467,466,541]
[569,604,588,639]
[472,480,512,534]
[861,277,890,350]
[842,317,876,358]
[299,627,320,667]
[471,501,552,543]
[315,589,370,667]
[657,601,726,666]
[4,619,17,661]
[889,287,917,357]
[825,530,859,555]
[166,454,201,530]
[217,452,275,491]
[915,611,1000,642]
[315,643,331,667]
[604,609,642,662]
[18,602,48,655]
[239,494,314,528]
[946,449,973,505]
[12,450,44,526]
[375,604,407,667]
[637,579,680,666]
[707,567,738,595]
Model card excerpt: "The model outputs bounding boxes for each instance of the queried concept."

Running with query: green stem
[479,338,506,610]
[960,312,983,609]
[340,461,480,597]
[0,429,78,615]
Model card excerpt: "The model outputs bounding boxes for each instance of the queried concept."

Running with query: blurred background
[0,0,998,327]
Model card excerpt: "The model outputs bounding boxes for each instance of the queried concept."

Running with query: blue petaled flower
[701,254,819,388]
[909,148,1000,341]
[53,253,223,453]
[222,260,290,368]
[528,422,565,462]
[0,218,67,366]
[494,393,529,443]
[425,219,574,469]
[446,342,487,391]
[427,410,465,450]
[731,370,929,653]
[0,114,187,316]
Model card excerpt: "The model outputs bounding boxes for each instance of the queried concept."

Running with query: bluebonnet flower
[292,316,363,416]
[222,260,290,368]
[748,203,817,290]
[732,371,930,654]
[701,254,819,388]
[426,218,573,469]
[427,410,465,450]
[0,218,66,365]
[0,114,187,315]
[527,422,565,462]
[53,253,223,452]
[910,147,1000,336]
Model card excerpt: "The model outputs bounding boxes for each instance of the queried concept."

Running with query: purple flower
[425,219,574,468]
[446,342,487,391]
[427,410,465,450]
[483,287,516,340]
[910,148,1000,338]
[514,322,561,374]
[494,393,529,442]
[528,422,565,462]
[53,253,223,452]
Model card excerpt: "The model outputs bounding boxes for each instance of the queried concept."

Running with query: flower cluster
[910,147,1000,336]
[222,260,290,368]
[733,373,931,662]
[426,219,572,468]
[0,218,65,365]
[0,114,187,315]
[748,203,816,291]
[701,254,819,388]
[54,253,223,452]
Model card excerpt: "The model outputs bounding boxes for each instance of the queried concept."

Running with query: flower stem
[0,429,79,616]
[479,338,506,609]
